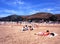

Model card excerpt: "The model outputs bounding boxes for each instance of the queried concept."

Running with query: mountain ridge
[0,12,60,22]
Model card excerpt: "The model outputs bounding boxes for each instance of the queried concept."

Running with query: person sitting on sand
[28,26,33,31]
[22,25,28,31]
[25,25,28,30]
[22,26,26,31]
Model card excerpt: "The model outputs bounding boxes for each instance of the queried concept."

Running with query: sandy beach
[0,22,60,44]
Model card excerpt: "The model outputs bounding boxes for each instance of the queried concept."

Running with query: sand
[0,22,60,44]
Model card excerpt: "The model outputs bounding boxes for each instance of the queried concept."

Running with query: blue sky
[0,0,60,17]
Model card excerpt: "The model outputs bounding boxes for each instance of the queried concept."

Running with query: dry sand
[0,23,60,44]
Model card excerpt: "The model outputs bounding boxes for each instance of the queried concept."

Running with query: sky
[0,0,60,17]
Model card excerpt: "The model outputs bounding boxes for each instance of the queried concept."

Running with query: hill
[0,12,60,22]
[25,12,53,22]
[0,14,23,21]
[55,14,60,21]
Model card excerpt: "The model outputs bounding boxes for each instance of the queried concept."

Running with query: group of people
[22,25,33,31]
[22,25,55,36]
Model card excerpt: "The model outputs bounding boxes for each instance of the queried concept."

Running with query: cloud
[53,11,60,14]
[39,8,60,14]
[0,14,11,17]
[0,9,25,15]
[46,8,53,11]
[17,1,24,4]
[0,9,17,14]
[0,9,40,16]
[29,10,40,14]
[5,0,25,6]
[39,8,54,13]
[4,0,31,10]
[0,0,60,16]
[0,8,57,15]
[28,8,55,15]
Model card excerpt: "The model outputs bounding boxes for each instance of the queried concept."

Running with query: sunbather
[34,30,50,36]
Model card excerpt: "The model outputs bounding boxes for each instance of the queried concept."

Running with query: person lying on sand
[35,30,53,36]
[34,30,55,36]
